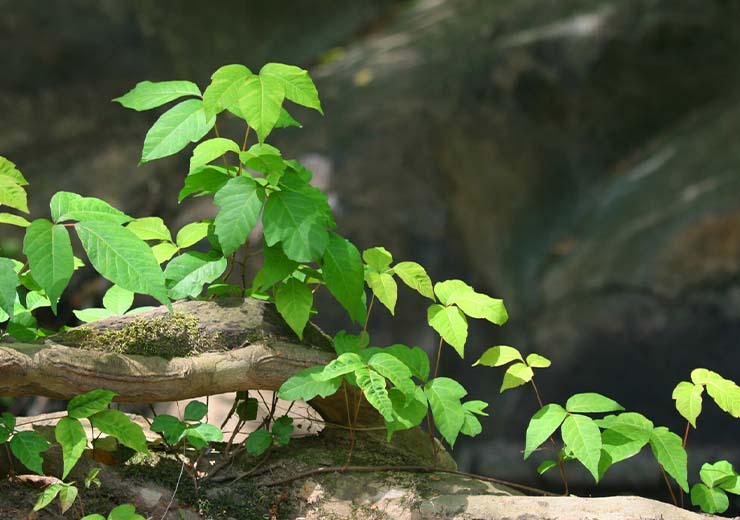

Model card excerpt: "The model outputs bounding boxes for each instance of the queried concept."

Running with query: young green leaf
[386,387,428,439]
[368,352,415,397]
[184,401,208,422]
[460,411,483,437]
[189,137,240,173]
[447,288,508,325]
[0,169,28,213]
[253,244,298,290]
[363,247,393,273]
[140,99,215,163]
[703,371,740,418]
[0,212,30,227]
[102,285,134,315]
[9,430,49,475]
[68,389,117,419]
[524,404,567,458]
[691,484,729,514]
[500,362,534,393]
[6,311,38,341]
[699,461,737,488]
[356,366,394,422]
[271,416,294,446]
[463,400,489,416]
[274,278,313,339]
[75,220,170,306]
[164,251,227,299]
[191,423,223,443]
[565,393,624,414]
[89,409,148,453]
[178,166,230,203]
[275,108,302,128]
[260,63,322,113]
[537,460,559,475]
[55,417,87,479]
[277,366,342,401]
[526,353,551,368]
[383,344,430,381]
[150,415,187,445]
[51,192,132,225]
[126,217,172,242]
[202,64,254,118]
[672,381,703,427]
[366,271,397,315]
[649,426,688,492]
[57,484,79,514]
[113,80,201,111]
[561,414,602,482]
[175,222,210,249]
[0,257,19,319]
[74,308,115,323]
[392,261,434,300]
[315,352,365,381]
[108,504,145,520]
[596,413,653,472]
[213,176,264,256]
[239,143,285,175]
[433,280,472,306]
[33,483,63,512]
[235,73,285,143]
[424,377,467,447]
[0,156,28,186]
[23,219,74,314]
[151,242,178,264]
[246,429,273,456]
[322,233,366,324]
[473,346,523,367]
[427,304,468,357]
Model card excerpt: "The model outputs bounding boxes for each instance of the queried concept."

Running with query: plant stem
[660,464,678,505]
[432,336,444,379]
[213,121,230,169]
[426,336,446,462]
[682,421,690,449]
[236,126,251,177]
[530,378,569,495]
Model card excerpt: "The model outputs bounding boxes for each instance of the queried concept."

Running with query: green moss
[65,314,223,359]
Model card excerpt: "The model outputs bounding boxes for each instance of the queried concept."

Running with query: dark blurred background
[1,0,739,511]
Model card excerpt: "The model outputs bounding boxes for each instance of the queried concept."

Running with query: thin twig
[160,460,186,520]
[660,464,678,506]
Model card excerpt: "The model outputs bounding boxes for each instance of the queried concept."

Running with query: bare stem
[660,464,678,505]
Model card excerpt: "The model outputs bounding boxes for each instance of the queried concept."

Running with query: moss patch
[64,314,223,359]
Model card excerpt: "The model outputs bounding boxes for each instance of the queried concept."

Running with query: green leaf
[500,362,534,393]
[356,366,394,422]
[387,387,428,439]
[322,232,366,324]
[81,514,106,520]
[427,304,468,357]
[253,244,298,290]
[537,460,559,475]
[392,261,434,300]
[23,219,74,314]
[141,99,215,163]
[263,182,333,262]
[68,389,117,419]
[700,461,737,488]
[55,417,87,479]
[150,415,187,445]
[184,401,208,422]
[178,166,230,203]
[102,285,134,315]
[277,365,342,401]
[202,64,254,118]
[190,138,240,173]
[113,80,201,111]
[237,398,259,421]
[6,311,38,341]
[561,414,602,482]
[473,346,523,367]
[0,257,19,319]
[239,143,285,175]
[672,381,703,428]
[703,371,740,418]
[126,217,172,242]
[368,352,415,397]
[460,411,483,437]
[0,174,28,213]
[191,423,223,443]
[109,504,145,520]
[597,414,654,478]
[383,344,430,381]
[245,430,273,456]
[164,251,227,299]
[74,308,115,323]
[526,353,551,368]
[89,409,148,453]
[0,212,30,227]
[366,271,397,315]
[565,393,624,414]
[315,352,365,381]
[275,108,302,128]
[150,242,178,265]
[9,430,49,475]
[524,404,567,459]
[0,156,28,185]
[75,220,169,306]
[363,247,393,272]
[463,400,489,416]
[447,288,508,325]
[57,484,78,514]
[691,483,729,514]
[649,426,688,492]
[424,377,467,447]
[235,73,285,143]
[33,483,63,512]
[271,416,294,446]
[433,280,471,306]
[175,222,210,249]
[51,192,132,225]
[260,63,322,113]
[274,278,313,339]
[213,176,264,256]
